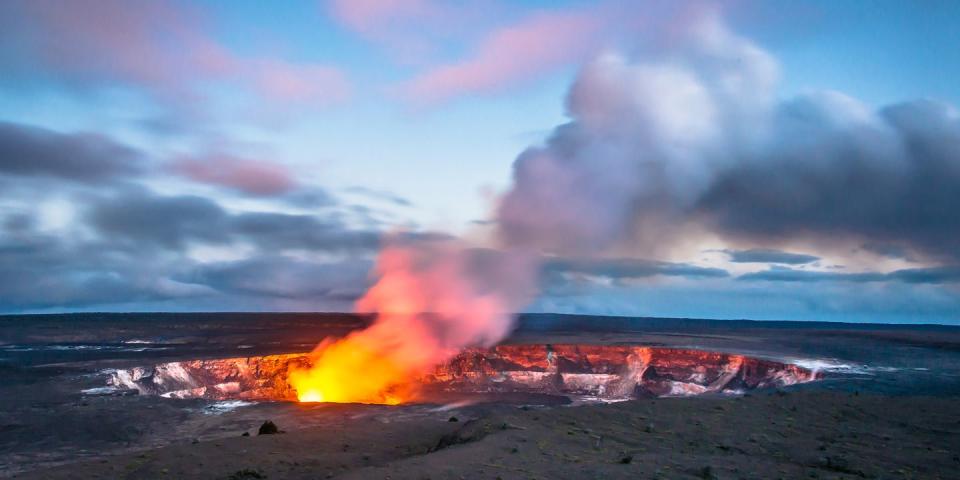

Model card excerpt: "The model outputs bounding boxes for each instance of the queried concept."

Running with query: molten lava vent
[103,345,820,404]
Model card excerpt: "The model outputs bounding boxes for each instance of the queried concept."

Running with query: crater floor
[103,345,820,403]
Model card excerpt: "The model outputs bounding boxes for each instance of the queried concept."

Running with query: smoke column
[498,12,778,254]
[291,11,960,403]
[498,12,960,260]
[289,238,537,403]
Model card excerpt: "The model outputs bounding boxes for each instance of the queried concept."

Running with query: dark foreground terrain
[3,313,960,478]
[13,391,960,479]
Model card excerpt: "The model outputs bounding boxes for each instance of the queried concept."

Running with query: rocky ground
[12,390,960,479]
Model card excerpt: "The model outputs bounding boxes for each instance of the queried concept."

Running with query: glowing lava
[103,345,822,402]
[288,336,410,404]
[286,240,537,405]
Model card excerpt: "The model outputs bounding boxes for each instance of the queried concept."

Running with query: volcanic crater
[102,345,820,404]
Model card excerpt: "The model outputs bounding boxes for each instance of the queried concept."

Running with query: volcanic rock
[227,469,265,479]
[257,421,279,435]
[432,420,490,452]
[102,345,820,402]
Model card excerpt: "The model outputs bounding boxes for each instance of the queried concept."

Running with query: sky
[0,0,958,323]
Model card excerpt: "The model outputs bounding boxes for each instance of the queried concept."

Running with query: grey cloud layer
[88,189,381,252]
[87,188,382,253]
[0,117,434,311]
[723,249,819,265]
[740,266,960,284]
[0,121,143,182]
[180,256,371,301]
[343,186,414,207]
[0,120,386,310]
[544,257,729,280]
[88,191,228,249]
[0,192,382,310]
[0,231,374,310]
[530,276,960,323]
[0,234,204,309]
[700,99,960,260]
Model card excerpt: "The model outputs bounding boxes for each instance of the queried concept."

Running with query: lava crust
[103,345,820,402]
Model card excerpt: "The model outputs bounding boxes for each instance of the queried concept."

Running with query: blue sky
[0,0,958,323]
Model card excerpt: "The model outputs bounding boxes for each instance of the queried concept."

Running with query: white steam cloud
[498,12,960,262]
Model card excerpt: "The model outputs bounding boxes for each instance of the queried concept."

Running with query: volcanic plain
[2,313,960,479]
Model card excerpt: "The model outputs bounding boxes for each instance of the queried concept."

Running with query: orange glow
[287,239,536,405]
[288,335,412,404]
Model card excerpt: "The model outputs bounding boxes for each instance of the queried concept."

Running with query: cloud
[377,2,707,103]
[0,223,375,310]
[496,12,960,266]
[544,257,729,280]
[246,59,352,106]
[739,266,960,284]
[2,213,33,233]
[343,186,413,206]
[723,248,819,265]
[326,0,490,64]
[497,12,778,253]
[402,9,605,104]
[860,242,915,261]
[0,0,350,109]
[171,154,298,196]
[0,121,143,182]
[180,255,371,300]
[85,188,382,253]
[0,233,207,310]
[87,189,230,249]
[0,184,388,310]
[0,0,227,96]
[0,120,420,312]
[284,188,339,208]
[530,276,960,324]
[888,266,960,284]
[697,97,960,261]
[230,211,381,252]
[328,0,440,35]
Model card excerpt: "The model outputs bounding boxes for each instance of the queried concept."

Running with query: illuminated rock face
[105,345,819,402]
[428,345,819,399]
[107,353,309,401]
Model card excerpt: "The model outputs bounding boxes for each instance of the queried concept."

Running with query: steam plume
[499,13,960,260]
[290,238,537,403]
[292,12,960,402]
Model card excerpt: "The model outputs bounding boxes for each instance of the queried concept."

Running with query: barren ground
[14,391,960,480]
